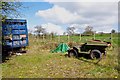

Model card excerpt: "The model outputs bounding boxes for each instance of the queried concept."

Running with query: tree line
[33,25,95,36]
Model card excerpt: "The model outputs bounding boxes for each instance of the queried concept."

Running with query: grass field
[2,33,119,78]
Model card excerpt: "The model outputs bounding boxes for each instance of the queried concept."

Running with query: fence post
[79,34,81,41]
[94,33,95,40]
[58,35,60,42]
[111,33,112,43]
[68,35,70,42]
[51,34,53,41]
[43,34,44,41]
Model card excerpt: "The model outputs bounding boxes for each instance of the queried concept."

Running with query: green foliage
[1,2,23,20]
[111,29,116,33]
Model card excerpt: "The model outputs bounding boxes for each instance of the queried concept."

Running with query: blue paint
[2,19,29,49]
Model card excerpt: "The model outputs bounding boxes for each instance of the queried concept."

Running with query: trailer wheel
[90,50,102,59]
[68,49,78,58]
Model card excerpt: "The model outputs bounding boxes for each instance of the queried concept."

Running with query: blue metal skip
[2,19,29,49]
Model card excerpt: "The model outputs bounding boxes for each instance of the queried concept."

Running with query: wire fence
[29,33,118,45]
[28,33,118,50]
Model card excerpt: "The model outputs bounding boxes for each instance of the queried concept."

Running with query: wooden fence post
[68,35,70,42]
[94,33,96,40]
[79,34,81,41]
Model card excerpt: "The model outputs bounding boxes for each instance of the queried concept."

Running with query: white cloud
[51,2,118,22]
[41,23,65,35]
[35,2,118,33]
[36,5,80,24]
[44,0,119,2]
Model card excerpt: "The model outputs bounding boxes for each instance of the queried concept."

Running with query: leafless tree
[83,26,94,35]
[67,27,76,35]
[34,25,46,38]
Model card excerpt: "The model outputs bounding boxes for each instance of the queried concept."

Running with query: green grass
[2,33,119,78]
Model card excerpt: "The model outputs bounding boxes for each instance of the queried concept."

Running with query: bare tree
[50,32,56,40]
[67,27,76,35]
[83,26,94,35]
[34,25,46,38]
[66,27,75,42]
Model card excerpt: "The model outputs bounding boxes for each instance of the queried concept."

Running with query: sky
[18,1,118,35]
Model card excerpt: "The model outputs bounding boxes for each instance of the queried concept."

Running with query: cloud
[44,0,119,2]
[35,5,80,24]
[51,2,118,23]
[41,23,65,35]
[35,2,118,33]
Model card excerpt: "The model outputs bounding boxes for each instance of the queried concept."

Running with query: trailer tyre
[68,49,78,58]
[90,50,102,59]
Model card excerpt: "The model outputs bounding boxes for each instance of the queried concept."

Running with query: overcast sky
[20,1,118,35]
